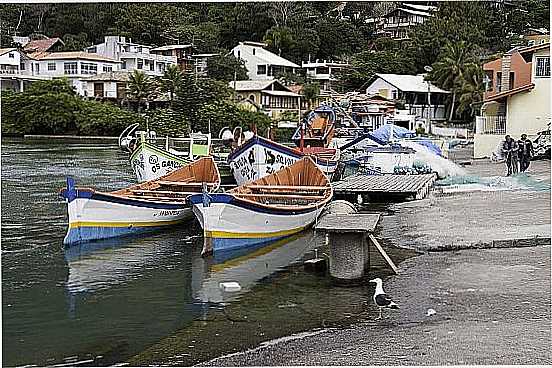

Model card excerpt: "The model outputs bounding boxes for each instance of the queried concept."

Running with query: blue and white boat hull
[60,180,192,246]
[190,193,325,255]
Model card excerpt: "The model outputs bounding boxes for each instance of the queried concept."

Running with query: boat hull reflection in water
[193,231,316,304]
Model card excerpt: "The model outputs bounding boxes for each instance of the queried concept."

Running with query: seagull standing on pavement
[369,277,399,320]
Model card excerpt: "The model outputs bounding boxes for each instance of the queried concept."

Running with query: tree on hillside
[428,41,479,121]
[159,64,183,107]
[264,26,295,57]
[127,70,157,114]
[303,82,320,111]
[206,54,248,83]
[339,49,415,91]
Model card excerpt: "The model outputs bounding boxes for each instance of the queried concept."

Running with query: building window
[150,61,155,71]
[257,65,266,75]
[137,59,143,69]
[48,62,56,71]
[122,60,127,69]
[496,71,502,92]
[535,57,550,77]
[81,62,98,75]
[252,48,256,56]
[8,52,14,58]
[103,65,113,72]
[509,71,515,88]
[237,50,241,59]
[20,62,25,71]
[249,94,255,102]
[64,62,78,75]
[392,90,398,100]
[35,64,40,75]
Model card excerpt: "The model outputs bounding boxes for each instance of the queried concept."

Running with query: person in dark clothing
[502,135,519,176]
[518,133,535,172]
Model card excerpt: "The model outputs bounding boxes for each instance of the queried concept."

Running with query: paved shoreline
[202,245,551,366]
[201,148,552,366]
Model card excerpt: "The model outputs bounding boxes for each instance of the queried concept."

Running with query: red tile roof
[23,37,64,53]
[483,83,535,102]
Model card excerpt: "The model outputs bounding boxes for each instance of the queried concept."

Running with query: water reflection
[193,231,317,304]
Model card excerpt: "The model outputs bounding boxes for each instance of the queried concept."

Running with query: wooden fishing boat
[119,126,233,184]
[227,135,339,186]
[291,105,336,148]
[189,157,333,255]
[60,157,220,246]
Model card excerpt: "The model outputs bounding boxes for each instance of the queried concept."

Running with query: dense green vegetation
[1,79,143,136]
[0,1,549,130]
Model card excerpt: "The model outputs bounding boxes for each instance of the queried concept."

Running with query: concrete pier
[316,213,380,281]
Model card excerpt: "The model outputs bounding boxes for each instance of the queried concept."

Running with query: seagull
[369,277,399,320]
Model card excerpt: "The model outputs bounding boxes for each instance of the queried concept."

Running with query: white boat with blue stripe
[189,157,333,255]
[60,157,220,246]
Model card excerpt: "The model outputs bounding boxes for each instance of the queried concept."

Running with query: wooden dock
[332,173,437,201]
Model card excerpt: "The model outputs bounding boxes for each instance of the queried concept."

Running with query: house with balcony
[376,3,436,40]
[301,60,351,92]
[0,48,50,92]
[150,44,195,72]
[475,42,550,158]
[85,36,177,76]
[365,73,449,130]
[231,41,300,80]
[229,79,301,119]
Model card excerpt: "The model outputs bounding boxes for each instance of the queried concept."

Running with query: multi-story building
[229,79,301,119]
[85,36,177,76]
[231,41,300,80]
[29,51,121,96]
[365,73,449,128]
[150,44,195,72]
[302,60,351,92]
[475,42,550,158]
[0,48,49,92]
[376,3,436,40]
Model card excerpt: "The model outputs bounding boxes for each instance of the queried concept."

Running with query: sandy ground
[201,146,552,366]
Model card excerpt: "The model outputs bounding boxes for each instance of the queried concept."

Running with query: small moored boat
[291,105,336,148]
[189,157,333,255]
[60,157,220,246]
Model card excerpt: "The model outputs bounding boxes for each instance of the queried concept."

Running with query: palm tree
[159,64,183,107]
[457,64,484,118]
[127,70,156,114]
[428,41,479,122]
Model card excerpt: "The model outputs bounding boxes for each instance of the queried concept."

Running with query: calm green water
[1,139,208,366]
[1,138,414,367]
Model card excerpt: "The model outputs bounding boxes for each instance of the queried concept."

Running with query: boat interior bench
[130,189,198,196]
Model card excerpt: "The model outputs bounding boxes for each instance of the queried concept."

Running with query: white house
[475,43,550,158]
[231,41,300,80]
[365,73,449,128]
[0,48,49,92]
[302,60,351,92]
[85,36,177,76]
[28,51,121,96]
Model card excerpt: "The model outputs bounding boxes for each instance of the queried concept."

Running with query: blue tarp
[370,124,416,143]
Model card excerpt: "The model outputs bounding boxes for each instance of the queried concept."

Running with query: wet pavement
[202,245,551,366]
[200,146,552,366]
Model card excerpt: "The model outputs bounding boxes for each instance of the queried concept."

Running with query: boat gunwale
[227,135,338,165]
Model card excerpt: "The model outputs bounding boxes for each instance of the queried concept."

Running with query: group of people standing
[502,134,534,176]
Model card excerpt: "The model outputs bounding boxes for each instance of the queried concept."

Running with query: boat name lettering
[161,160,183,169]
[274,154,295,167]
[154,209,182,217]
